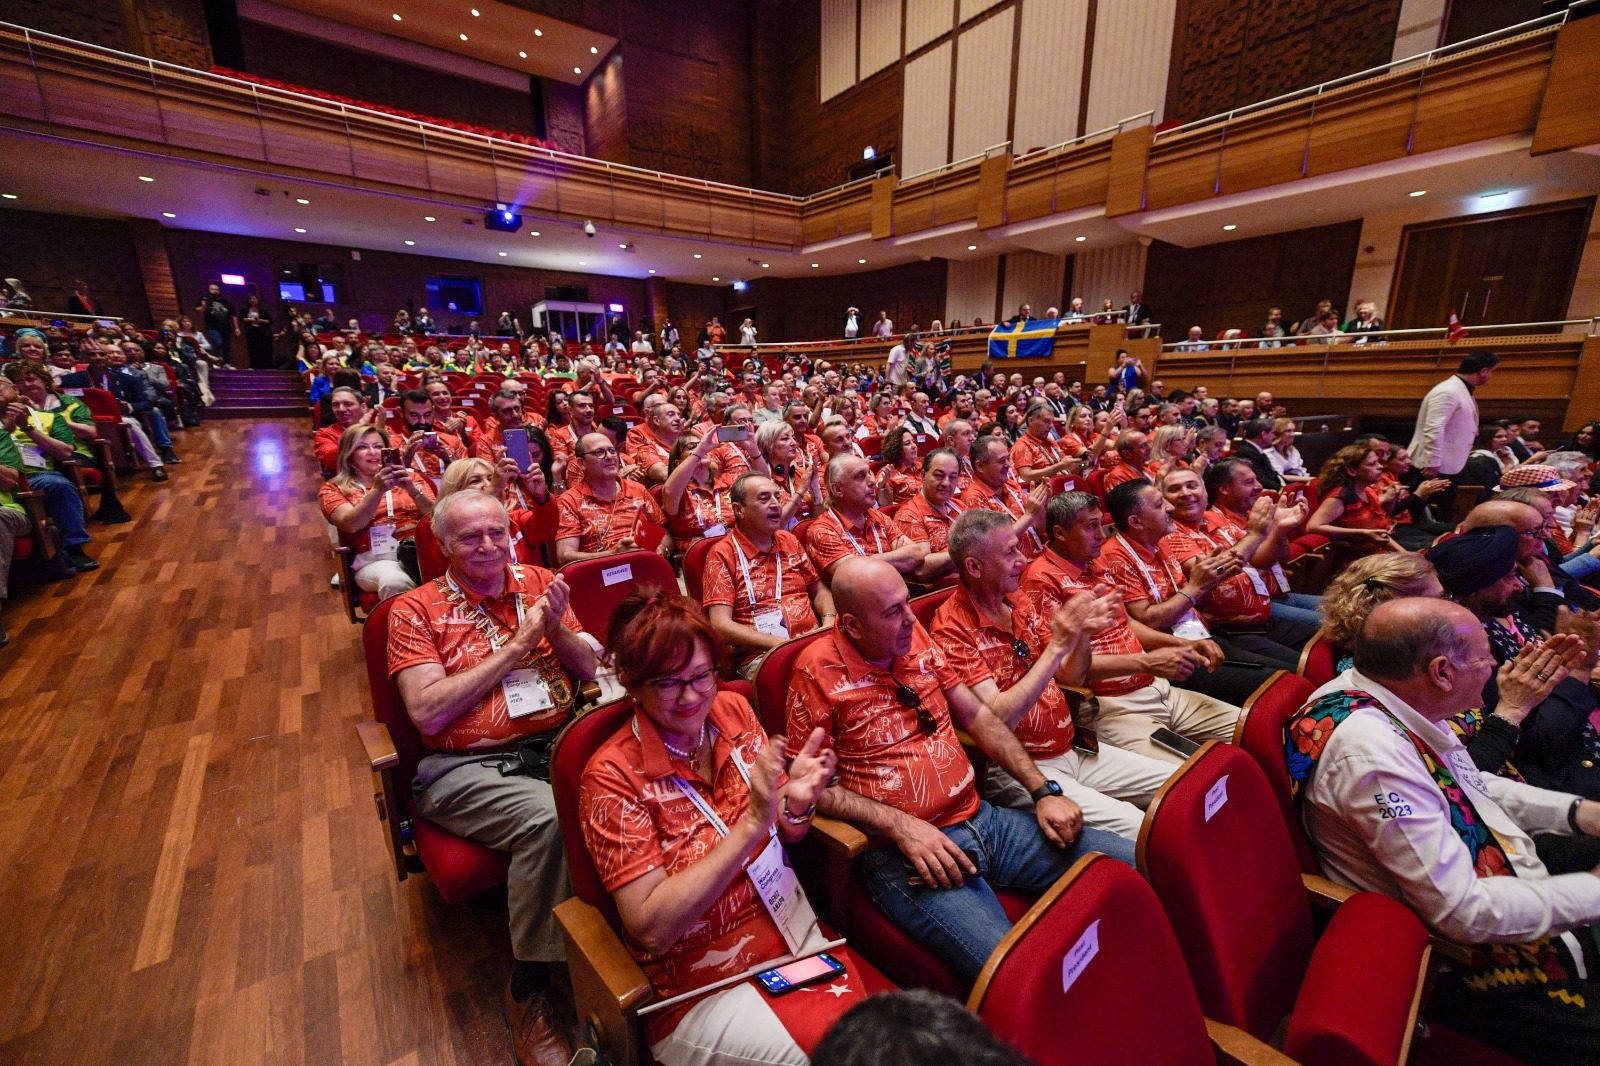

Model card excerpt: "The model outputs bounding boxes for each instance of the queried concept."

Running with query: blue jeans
[856,800,1137,982]
[139,407,173,447]
[29,469,89,546]
[1271,592,1323,627]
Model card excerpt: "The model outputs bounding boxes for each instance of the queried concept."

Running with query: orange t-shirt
[1020,549,1149,696]
[1097,534,1183,609]
[894,492,965,553]
[804,507,903,573]
[386,564,583,749]
[958,478,1042,558]
[624,425,673,477]
[1101,461,1148,493]
[665,483,734,542]
[554,479,665,554]
[1010,433,1068,477]
[931,587,1075,758]
[318,473,435,557]
[701,528,820,664]
[711,441,755,491]
[408,430,468,487]
[786,624,979,829]
[1162,511,1275,626]
[879,464,921,505]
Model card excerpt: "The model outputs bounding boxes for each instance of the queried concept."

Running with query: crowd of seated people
[0,322,192,648]
[306,323,1600,1066]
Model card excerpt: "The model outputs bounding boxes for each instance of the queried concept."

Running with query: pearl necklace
[661,722,707,763]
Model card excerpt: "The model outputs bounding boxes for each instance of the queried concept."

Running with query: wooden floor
[0,420,518,1065]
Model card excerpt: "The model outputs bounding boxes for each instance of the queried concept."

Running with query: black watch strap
[1029,780,1061,804]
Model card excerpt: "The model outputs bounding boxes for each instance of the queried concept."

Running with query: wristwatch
[1029,780,1064,804]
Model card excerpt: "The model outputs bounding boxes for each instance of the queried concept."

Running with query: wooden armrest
[811,814,868,858]
[556,897,651,1066]
[1428,935,1474,966]
[1205,1018,1300,1066]
[356,721,399,771]
[1302,872,1357,909]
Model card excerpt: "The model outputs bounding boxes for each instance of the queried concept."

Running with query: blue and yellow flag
[988,318,1059,360]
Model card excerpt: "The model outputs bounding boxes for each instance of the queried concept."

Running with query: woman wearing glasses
[578,590,881,1066]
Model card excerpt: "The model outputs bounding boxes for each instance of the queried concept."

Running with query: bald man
[785,558,1136,983]
[1461,499,1568,634]
[1286,596,1600,1064]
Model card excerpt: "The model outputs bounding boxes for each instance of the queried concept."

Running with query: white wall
[1072,241,1148,313]
[820,0,858,101]
[860,0,904,79]
[1391,0,1447,63]
[1001,251,1067,317]
[946,255,1001,324]
[951,7,1015,160]
[1083,0,1178,131]
[906,0,955,52]
[901,41,954,176]
[1012,0,1092,152]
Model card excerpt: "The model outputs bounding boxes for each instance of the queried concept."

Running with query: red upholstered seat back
[970,854,1214,1066]
[682,533,724,604]
[559,550,679,642]
[752,629,828,734]
[415,515,447,582]
[550,698,635,928]
[1233,671,1319,874]
[1297,632,1337,686]
[909,586,955,629]
[80,387,122,422]
[1137,740,1314,1040]
[362,599,427,798]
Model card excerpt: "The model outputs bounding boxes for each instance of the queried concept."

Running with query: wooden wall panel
[128,218,180,322]
[820,0,858,100]
[901,41,953,177]
[583,52,630,166]
[1013,0,1091,154]
[860,0,904,78]
[1532,16,1600,156]
[907,0,957,51]
[946,256,1000,325]
[0,208,153,324]
[1105,125,1153,217]
[1072,241,1148,312]
[976,153,1012,229]
[1408,36,1551,156]
[1143,220,1362,340]
[951,6,1015,161]
[745,259,949,342]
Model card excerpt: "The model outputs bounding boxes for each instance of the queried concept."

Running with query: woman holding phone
[319,424,436,601]
[432,457,554,568]
[663,432,733,551]
[578,591,879,1066]
[755,421,820,527]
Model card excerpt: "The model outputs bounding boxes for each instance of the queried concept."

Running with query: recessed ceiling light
[648,269,656,274]
[574,66,582,74]
[295,227,307,233]
[535,28,543,36]
[857,258,867,264]
[471,8,480,15]
[761,263,770,268]
[811,262,819,268]
[967,244,977,251]
[712,276,720,281]
[162,211,175,217]
[1222,224,1237,231]
[578,260,587,265]
[404,240,415,246]
[138,175,154,182]
[424,215,435,222]
[1074,235,1087,242]
[1,193,16,199]
[498,251,508,257]
[693,253,702,259]
[296,197,310,204]
[529,230,540,236]
[519,51,527,58]
[590,46,599,54]
[618,243,627,249]
[392,13,401,20]
[1409,189,1427,197]
[459,33,469,41]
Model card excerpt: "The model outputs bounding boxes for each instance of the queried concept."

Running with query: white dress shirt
[1408,374,1479,476]
[1300,669,1600,946]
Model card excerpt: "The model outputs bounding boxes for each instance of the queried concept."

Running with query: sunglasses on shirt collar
[894,683,938,735]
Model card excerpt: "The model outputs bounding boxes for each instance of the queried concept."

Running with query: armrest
[1205,1019,1301,1066]
[356,721,399,771]
[1302,872,1356,909]
[555,897,651,1066]
[811,814,868,858]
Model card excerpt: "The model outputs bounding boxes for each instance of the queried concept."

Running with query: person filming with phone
[319,424,436,602]
[399,389,466,489]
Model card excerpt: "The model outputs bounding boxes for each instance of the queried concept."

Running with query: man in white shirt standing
[844,306,862,339]
[1288,596,1600,1064]
[1409,350,1498,516]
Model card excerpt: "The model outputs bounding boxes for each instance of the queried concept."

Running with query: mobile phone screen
[716,425,750,443]
[381,448,401,468]
[502,428,532,474]
[1150,727,1201,759]
[773,956,836,984]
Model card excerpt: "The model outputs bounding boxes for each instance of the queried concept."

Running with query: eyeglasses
[580,446,618,459]
[894,684,938,735]
[649,666,718,701]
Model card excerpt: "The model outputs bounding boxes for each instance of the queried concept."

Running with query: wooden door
[1387,199,1593,329]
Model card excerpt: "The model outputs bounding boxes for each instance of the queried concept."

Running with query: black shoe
[66,547,99,572]
[151,466,169,482]
[160,448,182,464]
[0,616,9,649]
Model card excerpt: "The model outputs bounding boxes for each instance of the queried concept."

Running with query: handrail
[899,141,1012,184]
[1151,0,1593,142]
[1,309,126,325]
[1024,110,1155,157]
[1158,319,1598,351]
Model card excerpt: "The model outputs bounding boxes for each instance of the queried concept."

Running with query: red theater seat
[559,550,678,640]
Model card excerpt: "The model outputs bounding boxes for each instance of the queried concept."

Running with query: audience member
[958,436,1048,559]
[811,990,1033,1066]
[553,431,668,564]
[1,372,96,572]
[319,424,435,601]
[806,454,927,581]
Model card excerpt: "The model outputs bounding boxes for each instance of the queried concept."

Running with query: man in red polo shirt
[1020,490,1240,764]
[932,509,1174,837]
[426,380,480,448]
[1009,401,1084,485]
[958,435,1048,559]
[1102,429,1153,493]
[702,472,835,675]
[623,399,683,486]
[804,454,927,582]
[786,557,1137,983]
[548,391,597,489]
[398,388,466,489]
[554,431,669,564]
[938,418,978,494]
[312,386,385,470]
[388,489,598,1066]
[1198,457,1322,626]
[711,404,767,491]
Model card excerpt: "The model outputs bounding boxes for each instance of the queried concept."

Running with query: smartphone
[1150,727,1202,760]
[502,427,532,474]
[755,953,846,997]
[1220,659,1267,670]
[380,447,401,468]
[1071,727,1100,756]
[716,424,750,444]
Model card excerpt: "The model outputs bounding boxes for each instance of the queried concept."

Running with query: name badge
[1243,566,1271,597]
[502,668,554,718]
[368,523,399,558]
[1270,563,1289,590]
[703,523,727,538]
[1171,611,1211,640]
[18,443,46,469]
[752,608,790,639]
[746,832,819,955]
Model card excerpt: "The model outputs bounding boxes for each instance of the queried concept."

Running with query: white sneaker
[330,573,341,588]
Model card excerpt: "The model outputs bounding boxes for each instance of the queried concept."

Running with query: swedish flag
[988,318,1059,360]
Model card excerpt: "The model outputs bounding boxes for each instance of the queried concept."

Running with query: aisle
[0,421,515,1065]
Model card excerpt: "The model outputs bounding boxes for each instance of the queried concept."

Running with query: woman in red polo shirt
[876,426,922,506]
[579,593,884,1066]
[1306,443,1404,558]
[319,424,436,601]
[663,431,734,551]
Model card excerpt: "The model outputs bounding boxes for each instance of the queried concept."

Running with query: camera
[583,220,596,238]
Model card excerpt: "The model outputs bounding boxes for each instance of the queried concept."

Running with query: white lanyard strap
[629,718,758,839]
[1114,533,1179,602]
[831,509,884,555]
[384,488,395,519]
[732,534,780,605]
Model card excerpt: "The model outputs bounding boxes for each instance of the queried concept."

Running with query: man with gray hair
[388,489,599,1066]
[805,453,927,581]
[1286,596,1600,1064]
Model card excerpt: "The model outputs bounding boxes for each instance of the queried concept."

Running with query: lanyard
[1030,434,1063,463]
[693,487,723,530]
[1114,533,1181,602]
[830,509,884,555]
[732,534,780,605]
[444,568,524,651]
[594,487,641,543]
[630,718,759,840]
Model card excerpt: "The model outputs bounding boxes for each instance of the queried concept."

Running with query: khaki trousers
[1090,678,1242,765]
